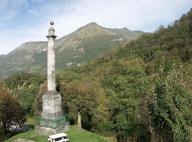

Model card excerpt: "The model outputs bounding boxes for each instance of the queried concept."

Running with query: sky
[0,0,191,55]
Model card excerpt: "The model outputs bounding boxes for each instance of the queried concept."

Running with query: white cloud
[51,0,192,37]
[0,0,191,55]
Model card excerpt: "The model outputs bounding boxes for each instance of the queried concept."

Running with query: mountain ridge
[0,22,145,77]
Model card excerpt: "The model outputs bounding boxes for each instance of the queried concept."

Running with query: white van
[48,133,69,142]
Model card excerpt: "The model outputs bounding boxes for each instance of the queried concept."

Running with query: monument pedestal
[36,22,68,135]
[37,91,68,135]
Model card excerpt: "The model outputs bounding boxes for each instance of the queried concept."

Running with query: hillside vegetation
[2,9,192,142]
[56,9,192,142]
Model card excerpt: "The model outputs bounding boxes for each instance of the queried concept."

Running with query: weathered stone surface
[41,92,63,117]
[47,22,56,91]
[36,122,69,135]
[40,92,63,127]
[38,91,68,135]
[37,22,68,135]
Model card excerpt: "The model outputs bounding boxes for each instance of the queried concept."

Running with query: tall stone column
[47,21,56,91]
[37,22,67,135]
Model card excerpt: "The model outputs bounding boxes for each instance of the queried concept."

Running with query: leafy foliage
[55,9,192,142]
[4,72,44,115]
[0,82,25,141]
[3,8,192,142]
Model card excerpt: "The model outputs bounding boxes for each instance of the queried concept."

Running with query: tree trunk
[77,111,82,128]
[150,123,155,142]
[2,121,7,137]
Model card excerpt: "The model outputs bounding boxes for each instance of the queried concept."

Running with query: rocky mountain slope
[0,22,144,77]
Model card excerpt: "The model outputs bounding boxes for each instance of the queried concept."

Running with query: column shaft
[47,37,56,91]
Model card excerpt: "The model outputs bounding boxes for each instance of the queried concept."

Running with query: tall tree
[0,82,25,140]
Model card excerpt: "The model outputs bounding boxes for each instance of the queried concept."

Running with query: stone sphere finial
[47,21,56,38]
[50,21,54,25]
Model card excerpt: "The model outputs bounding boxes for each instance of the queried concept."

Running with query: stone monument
[37,22,67,135]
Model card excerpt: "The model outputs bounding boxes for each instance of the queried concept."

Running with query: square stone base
[35,122,69,136]
[36,91,69,135]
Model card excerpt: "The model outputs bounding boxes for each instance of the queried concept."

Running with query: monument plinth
[37,22,67,135]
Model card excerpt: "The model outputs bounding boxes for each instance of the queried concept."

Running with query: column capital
[47,21,57,39]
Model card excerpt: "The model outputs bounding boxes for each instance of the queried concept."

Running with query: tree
[59,78,101,130]
[103,62,151,142]
[4,72,44,115]
[149,78,191,142]
[18,85,40,114]
[0,82,25,140]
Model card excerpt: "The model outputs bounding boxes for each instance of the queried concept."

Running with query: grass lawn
[6,125,115,142]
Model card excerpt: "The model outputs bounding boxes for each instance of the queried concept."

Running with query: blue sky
[0,0,191,54]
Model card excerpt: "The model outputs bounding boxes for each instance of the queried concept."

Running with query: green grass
[6,130,47,142]
[6,126,115,142]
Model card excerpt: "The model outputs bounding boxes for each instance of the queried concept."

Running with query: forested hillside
[55,9,192,141]
[1,9,192,142]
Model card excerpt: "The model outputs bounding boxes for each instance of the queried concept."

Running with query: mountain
[0,22,144,77]
[56,9,192,141]
[2,9,192,142]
